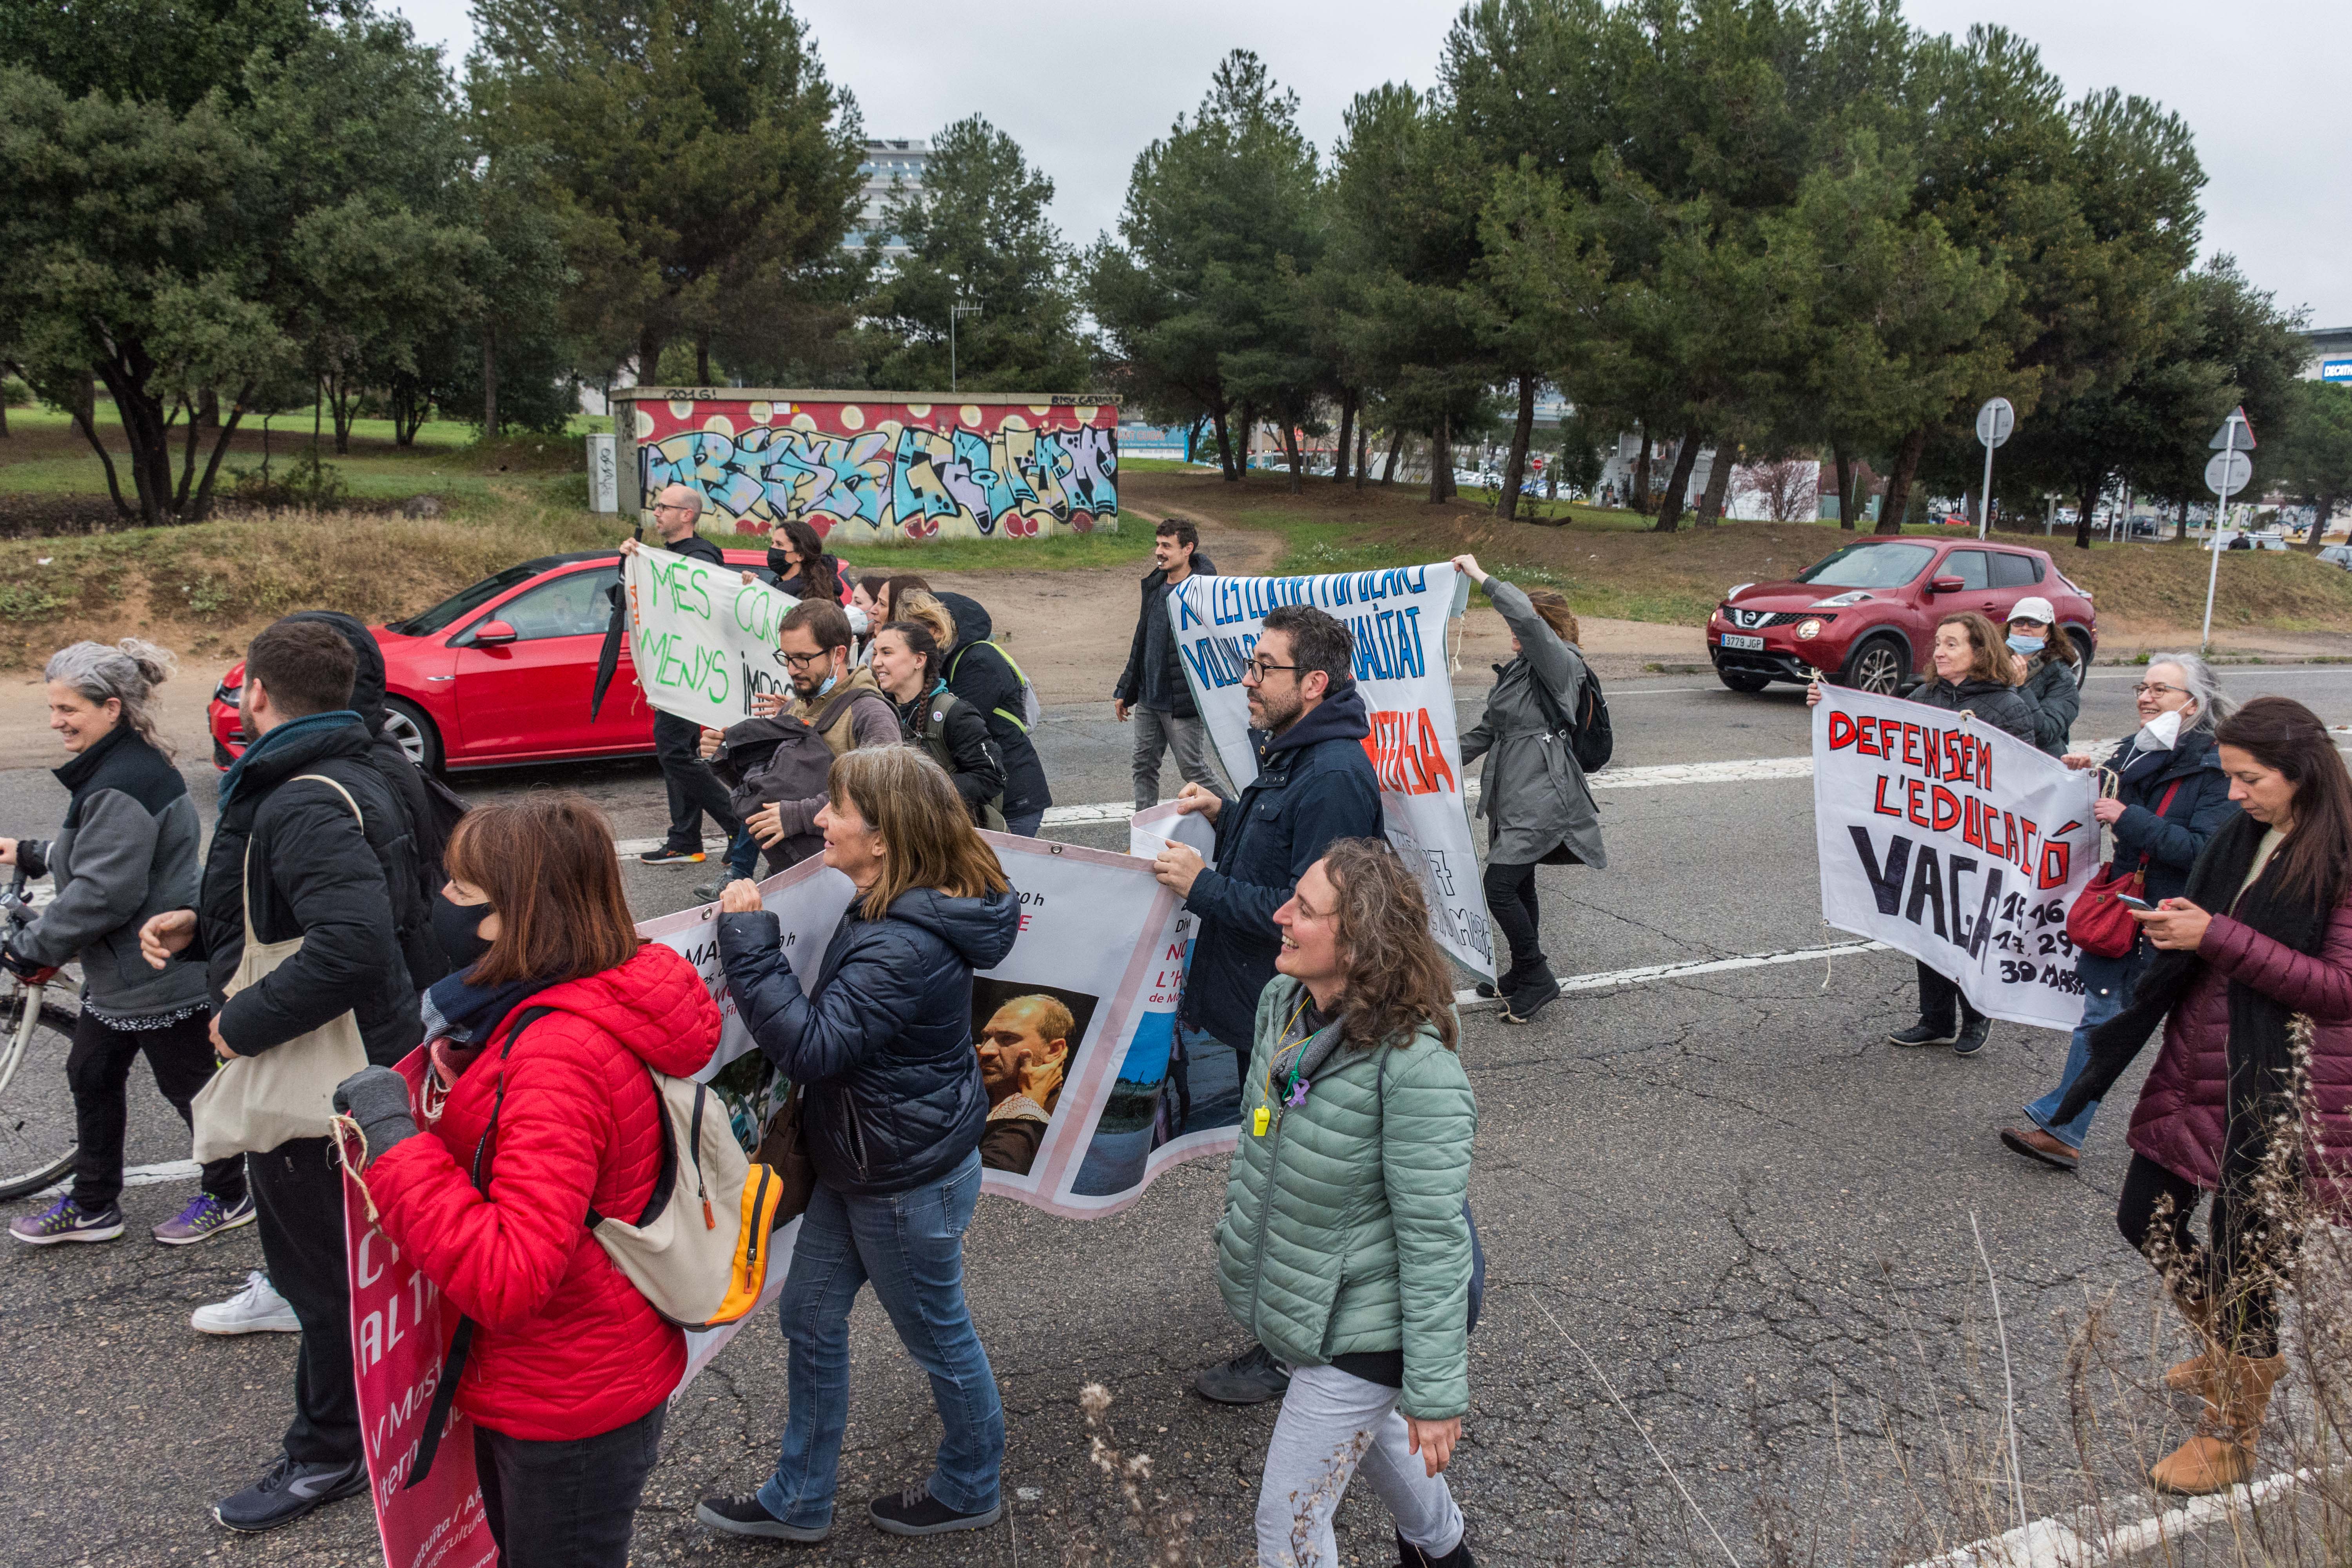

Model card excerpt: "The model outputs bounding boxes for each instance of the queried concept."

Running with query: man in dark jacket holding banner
[1149,601,1383,1406]
[1114,516,1221,812]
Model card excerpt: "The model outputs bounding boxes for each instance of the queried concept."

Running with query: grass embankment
[1123,469,2352,635]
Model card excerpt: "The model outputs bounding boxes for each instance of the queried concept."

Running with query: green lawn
[837,523,1154,575]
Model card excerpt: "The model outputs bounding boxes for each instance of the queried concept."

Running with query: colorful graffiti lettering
[628,397,1119,543]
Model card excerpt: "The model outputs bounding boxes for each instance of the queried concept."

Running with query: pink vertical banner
[343,1150,498,1568]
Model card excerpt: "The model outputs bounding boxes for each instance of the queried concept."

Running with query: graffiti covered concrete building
[615,389,1120,544]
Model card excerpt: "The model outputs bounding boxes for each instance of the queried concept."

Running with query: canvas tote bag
[191,774,371,1162]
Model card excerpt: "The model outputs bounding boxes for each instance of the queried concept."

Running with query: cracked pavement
[4,667,2351,1565]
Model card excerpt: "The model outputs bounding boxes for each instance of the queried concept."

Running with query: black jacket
[190,719,423,1066]
[938,592,1049,819]
[897,686,1005,826]
[717,887,1022,1199]
[2099,728,2236,906]
[666,531,728,567]
[1114,552,1218,717]
[1181,683,1385,1049]
[1898,675,2039,746]
[284,610,452,985]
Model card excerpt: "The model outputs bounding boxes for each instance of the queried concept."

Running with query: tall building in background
[849,138,930,259]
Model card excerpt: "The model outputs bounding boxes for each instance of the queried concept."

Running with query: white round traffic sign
[2205,447,2252,497]
[1976,397,2015,448]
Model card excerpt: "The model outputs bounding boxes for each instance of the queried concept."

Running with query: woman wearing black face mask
[768,519,844,607]
[419,876,515,1045]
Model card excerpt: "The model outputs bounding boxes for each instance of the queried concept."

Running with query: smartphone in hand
[2116,893,2155,912]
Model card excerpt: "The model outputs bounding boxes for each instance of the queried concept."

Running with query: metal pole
[1978,440,1995,539]
[949,311,956,393]
[2200,422,2238,650]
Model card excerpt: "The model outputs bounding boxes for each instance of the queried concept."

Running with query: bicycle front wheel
[0,987,78,1200]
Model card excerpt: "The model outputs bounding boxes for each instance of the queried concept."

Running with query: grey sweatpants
[1255,1363,1464,1567]
[1131,705,1220,812]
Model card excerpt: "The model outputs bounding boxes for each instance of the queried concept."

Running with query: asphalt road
[4,664,2351,1567]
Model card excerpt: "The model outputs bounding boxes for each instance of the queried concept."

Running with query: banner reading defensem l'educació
[1813,686,2100,1031]
[1167,565,1490,979]
[621,548,798,728]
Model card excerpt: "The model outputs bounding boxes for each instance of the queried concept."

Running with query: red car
[209,548,771,773]
[1706,537,2096,695]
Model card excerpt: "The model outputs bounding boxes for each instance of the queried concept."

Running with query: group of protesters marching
[3,487,2348,1560]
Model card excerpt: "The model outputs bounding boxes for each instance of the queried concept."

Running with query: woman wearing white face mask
[2005,597,2081,757]
[1999,653,2238,1170]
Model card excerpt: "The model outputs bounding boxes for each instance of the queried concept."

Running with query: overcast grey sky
[393,0,2352,327]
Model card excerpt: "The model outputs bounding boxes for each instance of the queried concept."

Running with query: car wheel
[2066,628,2095,688]
[1716,667,1770,693]
[383,697,444,774]
[1839,636,1909,695]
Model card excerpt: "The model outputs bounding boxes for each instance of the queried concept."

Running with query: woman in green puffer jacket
[1213,838,1478,1568]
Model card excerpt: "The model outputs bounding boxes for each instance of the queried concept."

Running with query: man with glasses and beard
[1149,603,1382,1407]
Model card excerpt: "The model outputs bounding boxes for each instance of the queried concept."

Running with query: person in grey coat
[4,641,250,1248]
[1453,555,1606,1024]
[2005,595,2080,757]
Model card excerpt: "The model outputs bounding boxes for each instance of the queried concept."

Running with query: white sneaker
[192,1270,301,1335]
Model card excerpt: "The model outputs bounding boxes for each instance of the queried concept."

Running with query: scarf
[420,966,560,1048]
[216,709,363,810]
[2056,811,2332,1187]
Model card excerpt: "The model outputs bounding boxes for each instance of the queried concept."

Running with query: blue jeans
[2024,946,2145,1151]
[724,824,760,881]
[1002,808,1044,837]
[756,1151,1002,1528]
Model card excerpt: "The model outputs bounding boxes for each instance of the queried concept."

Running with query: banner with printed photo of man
[619,547,798,728]
[1165,565,1490,978]
[1813,685,2101,1031]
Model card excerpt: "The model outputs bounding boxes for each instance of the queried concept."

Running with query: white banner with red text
[1813,686,2100,1031]
[1166,564,1488,978]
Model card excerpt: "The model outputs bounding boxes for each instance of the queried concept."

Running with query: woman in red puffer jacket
[332,794,720,1568]
[2054,697,2352,1500]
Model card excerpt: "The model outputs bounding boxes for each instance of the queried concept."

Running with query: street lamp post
[947,274,982,393]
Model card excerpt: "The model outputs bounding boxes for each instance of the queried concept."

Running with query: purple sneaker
[154,1192,256,1246]
[11,1196,126,1245]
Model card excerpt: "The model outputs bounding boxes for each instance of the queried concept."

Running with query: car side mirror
[1929,575,1965,594]
[472,620,518,646]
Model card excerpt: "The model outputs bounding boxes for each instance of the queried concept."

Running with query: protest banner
[1813,685,2100,1030]
[343,1163,496,1568]
[620,546,798,726]
[1165,564,1490,978]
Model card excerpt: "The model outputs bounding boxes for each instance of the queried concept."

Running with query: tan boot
[2161,1297,2220,1400]
[2149,1353,2285,1496]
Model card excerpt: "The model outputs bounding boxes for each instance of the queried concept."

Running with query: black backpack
[709,690,890,869]
[1516,658,1613,774]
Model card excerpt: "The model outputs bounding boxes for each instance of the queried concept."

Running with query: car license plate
[1721,633,1765,651]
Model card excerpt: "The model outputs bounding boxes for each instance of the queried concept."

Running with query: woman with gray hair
[2000,653,2239,1171]
[4,640,250,1246]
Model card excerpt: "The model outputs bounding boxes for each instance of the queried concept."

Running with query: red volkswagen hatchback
[1706,536,2097,695]
[209,547,772,773]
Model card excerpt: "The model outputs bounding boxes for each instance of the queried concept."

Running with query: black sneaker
[690,878,728,903]
[1501,968,1562,1025]
[696,1492,829,1542]
[1399,1526,1479,1567]
[1887,1020,1957,1047]
[639,846,706,866]
[1953,1017,1991,1058]
[214,1454,367,1533]
[868,1484,1001,1537]
[1195,1341,1291,1404]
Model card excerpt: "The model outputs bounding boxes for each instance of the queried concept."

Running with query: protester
[851,573,891,666]
[1114,515,1221,812]
[136,617,422,1532]
[2050,696,2352,1496]
[875,573,930,629]
[623,484,742,869]
[1810,612,2036,1058]
[937,591,1053,835]
[1216,839,1477,1568]
[694,598,897,900]
[2005,597,2081,757]
[4,641,249,1247]
[770,517,846,604]
[1452,553,1605,1024]
[699,746,1018,1542]
[2001,655,2236,1170]
[1151,602,1383,1406]
[870,621,1006,829]
[891,589,961,653]
[330,794,722,1567]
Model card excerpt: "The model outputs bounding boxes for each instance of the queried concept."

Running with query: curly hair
[1318,838,1459,1053]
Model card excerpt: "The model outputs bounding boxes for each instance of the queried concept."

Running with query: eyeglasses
[2131,682,2188,698]
[653,501,699,515]
[1241,657,1300,684]
[780,648,834,670]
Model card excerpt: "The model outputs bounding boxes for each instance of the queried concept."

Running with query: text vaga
[1826,709,1995,794]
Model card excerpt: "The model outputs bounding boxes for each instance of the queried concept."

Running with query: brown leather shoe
[1999,1125,2080,1171]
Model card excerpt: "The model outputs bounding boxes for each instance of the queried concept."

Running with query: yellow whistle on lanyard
[1252,1105,1270,1136]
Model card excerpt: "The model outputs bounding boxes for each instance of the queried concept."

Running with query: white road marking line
[1907,1466,2317,1567]
[36,1158,200,1196]
[1453,939,1887,1013]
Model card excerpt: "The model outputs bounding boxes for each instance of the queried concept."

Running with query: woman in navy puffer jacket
[699,745,1019,1546]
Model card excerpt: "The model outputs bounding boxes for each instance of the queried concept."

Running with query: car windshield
[391,564,543,635]
[1794,542,1935,589]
